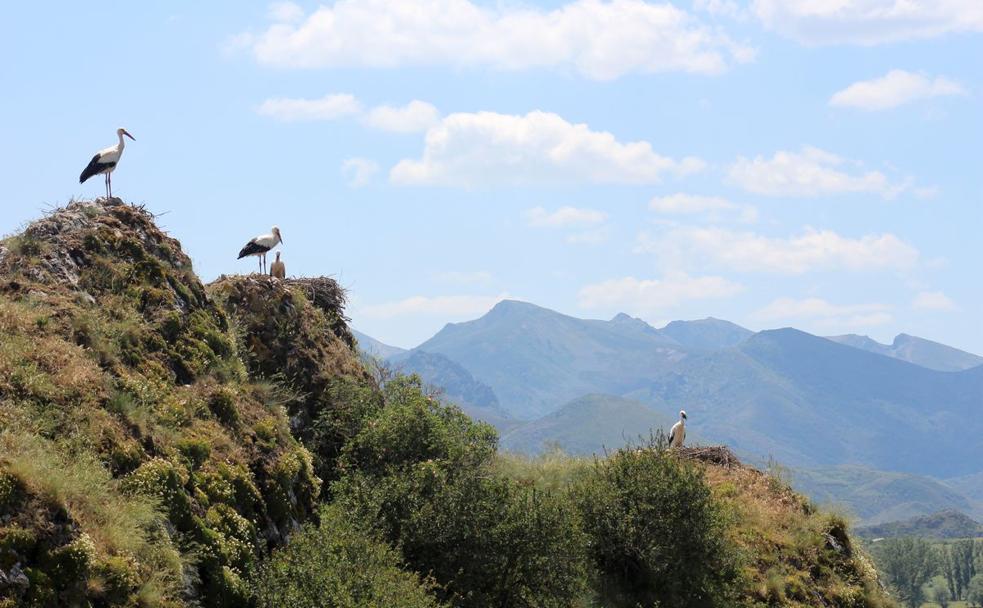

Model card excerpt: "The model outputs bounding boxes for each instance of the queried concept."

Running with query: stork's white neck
[117,132,126,151]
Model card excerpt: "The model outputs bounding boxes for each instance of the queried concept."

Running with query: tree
[875,537,937,608]
[968,573,983,608]
[932,582,951,608]
[574,437,740,607]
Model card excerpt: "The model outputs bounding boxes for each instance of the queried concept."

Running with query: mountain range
[354,300,983,523]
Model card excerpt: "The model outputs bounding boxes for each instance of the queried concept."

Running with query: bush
[334,377,589,607]
[252,504,442,608]
[574,438,740,607]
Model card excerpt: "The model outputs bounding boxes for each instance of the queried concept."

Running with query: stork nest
[284,277,354,349]
[675,446,741,467]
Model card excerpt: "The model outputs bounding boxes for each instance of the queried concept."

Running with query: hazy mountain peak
[660,317,753,351]
[828,331,982,372]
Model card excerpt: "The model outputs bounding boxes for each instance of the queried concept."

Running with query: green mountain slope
[500,394,675,455]
[791,465,974,525]
[633,329,983,478]
[855,510,983,539]
[660,317,753,351]
[416,300,687,419]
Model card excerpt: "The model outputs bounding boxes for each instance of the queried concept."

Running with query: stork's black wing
[79,154,114,183]
[237,239,270,259]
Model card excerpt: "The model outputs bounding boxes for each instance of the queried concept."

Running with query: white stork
[669,410,687,448]
[237,226,283,274]
[79,128,135,199]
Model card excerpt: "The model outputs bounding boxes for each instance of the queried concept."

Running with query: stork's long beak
[123,130,135,141]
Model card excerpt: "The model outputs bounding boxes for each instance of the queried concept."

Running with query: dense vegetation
[0,199,894,607]
[868,537,983,607]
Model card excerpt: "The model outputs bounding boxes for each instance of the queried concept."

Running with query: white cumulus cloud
[257,93,361,121]
[363,100,441,133]
[637,226,920,275]
[341,157,379,188]
[391,111,704,187]
[241,0,754,80]
[258,93,439,133]
[728,146,907,198]
[752,0,983,45]
[912,290,957,311]
[753,297,893,330]
[830,70,965,110]
[649,193,757,222]
[578,272,743,313]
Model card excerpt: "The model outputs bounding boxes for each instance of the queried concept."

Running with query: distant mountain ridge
[500,394,675,455]
[826,332,983,372]
[354,302,983,522]
[855,510,983,539]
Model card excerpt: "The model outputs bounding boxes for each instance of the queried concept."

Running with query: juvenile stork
[269,252,286,279]
[237,226,283,274]
[79,128,135,198]
[669,410,687,448]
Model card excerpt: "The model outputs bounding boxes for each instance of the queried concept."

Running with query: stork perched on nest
[669,410,687,448]
[79,128,135,199]
[269,251,286,279]
[238,226,283,274]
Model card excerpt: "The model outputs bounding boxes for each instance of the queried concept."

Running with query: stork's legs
[107,173,113,199]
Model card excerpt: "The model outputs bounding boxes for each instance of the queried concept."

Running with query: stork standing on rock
[237,226,283,274]
[669,410,687,448]
[79,128,135,199]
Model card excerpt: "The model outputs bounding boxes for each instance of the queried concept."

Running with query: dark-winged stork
[669,410,687,448]
[79,128,135,198]
[238,226,283,274]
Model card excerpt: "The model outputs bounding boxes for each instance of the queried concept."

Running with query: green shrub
[252,504,442,608]
[574,438,740,607]
[334,378,588,607]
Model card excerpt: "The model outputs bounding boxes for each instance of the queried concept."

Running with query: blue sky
[2,1,980,352]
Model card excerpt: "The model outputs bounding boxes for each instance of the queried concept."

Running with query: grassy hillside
[0,199,897,607]
[0,200,361,606]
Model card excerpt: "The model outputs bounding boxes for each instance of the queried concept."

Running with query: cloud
[523,206,608,228]
[753,297,893,330]
[751,0,983,45]
[578,272,743,313]
[363,100,440,133]
[241,0,754,80]
[257,93,361,121]
[636,226,920,275]
[830,70,965,110]
[358,293,508,319]
[565,227,612,245]
[391,111,704,186]
[268,1,304,23]
[728,146,907,198]
[649,193,757,222]
[257,93,439,133]
[912,290,957,311]
[341,157,379,187]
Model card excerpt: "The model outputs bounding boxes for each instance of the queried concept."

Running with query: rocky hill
[0,199,368,606]
[0,199,896,607]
